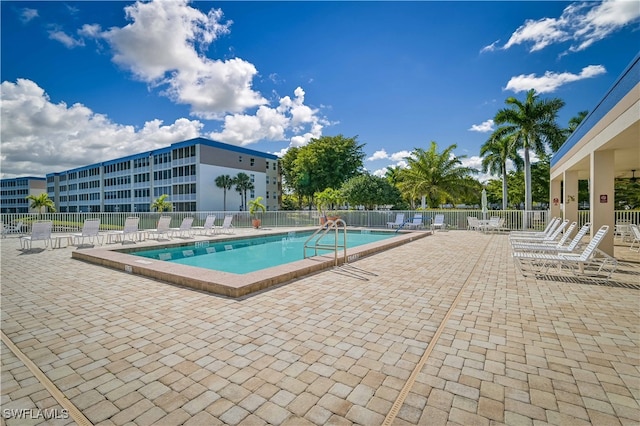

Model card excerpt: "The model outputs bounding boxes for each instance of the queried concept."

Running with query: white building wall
[198,164,267,212]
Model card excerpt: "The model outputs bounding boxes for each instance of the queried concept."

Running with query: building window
[250,158,255,166]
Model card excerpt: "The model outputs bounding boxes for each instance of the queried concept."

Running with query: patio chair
[629,224,640,252]
[483,217,505,234]
[217,215,234,234]
[431,214,447,231]
[171,217,194,238]
[513,225,617,279]
[405,214,424,229]
[72,218,103,247]
[511,222,590,253]
[467,216,481,231]
[192,215,216,235]
[20,221,52,250]
[107,217,141,244]
[387,213,405,229]
[147,216,172,240]
[2,220,24,238]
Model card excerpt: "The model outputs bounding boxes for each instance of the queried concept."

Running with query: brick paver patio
[1,230,638,425]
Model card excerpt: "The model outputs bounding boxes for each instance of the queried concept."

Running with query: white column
[590,150,615,256]
[550,177,562,221]
[563,170,579,226]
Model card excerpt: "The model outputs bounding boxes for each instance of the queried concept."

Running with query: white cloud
[469,119,494,133]
[48,30,85,48]
[480,40,500,53]
[500,0,640,53]
[390,150,412,162]
[20,8,38,23]
[367,149,389,161]
[0,79,203,178]
[505,64,606,93]
[372,168,389,178]
[85,0,266,118]
[209,87,327,147]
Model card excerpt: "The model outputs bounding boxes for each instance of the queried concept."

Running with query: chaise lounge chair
[510,222,590,253]
[72,218,103,247]
[510,217,558,238]
[20,221,52,250]
[387,213,405,229]
[513,225,617,279]
[629,224,640,252]
[217,215,234,234]
[405,214,424,229]
[2,220,24,238]
[431,214,447,231]
[192,215,216,235]
[171,217,194,238]
[147,216,172,240]
[509,219,569,242]
[107,217,142,244]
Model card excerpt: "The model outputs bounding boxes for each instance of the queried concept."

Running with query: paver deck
[1,229,638,425]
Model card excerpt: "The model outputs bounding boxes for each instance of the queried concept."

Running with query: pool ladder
[303,218,348,266]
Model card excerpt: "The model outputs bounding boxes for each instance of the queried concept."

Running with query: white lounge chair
[147,216,172,240]
[511,222,590,253]
[20,221,52,250]
[171,217,194,238]
[2,220,24,237]
[192,215,216,235]
[405,214,424,229]
[72,218,103,247]
[510,219,568,242]
[510,217,559,238]
[431,214,447,231]
[387,213,405,229]
[108,217,142,244]
[513,225,617,279]
[629,224,640,252]
[217,215,234,234]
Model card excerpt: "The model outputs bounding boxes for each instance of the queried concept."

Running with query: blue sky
[1,1,639,179]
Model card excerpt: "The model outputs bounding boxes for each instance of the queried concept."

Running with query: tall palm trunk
[223,189,227,211]
[501,163,508,211]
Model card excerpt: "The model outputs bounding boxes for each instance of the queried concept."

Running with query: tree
[215,174,234,211]
[234,172,254,211]
[480,132,523,210]
[494,89,565,214]
[26,193,56,216]
[341,173,402,210]
[397,142,477,208]
[151,194,172,212]
[280,135,366,205]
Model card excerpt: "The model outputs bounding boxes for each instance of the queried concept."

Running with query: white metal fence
[1,210,638,234]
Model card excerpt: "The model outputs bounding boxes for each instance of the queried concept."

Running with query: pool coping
[71,228,431,298]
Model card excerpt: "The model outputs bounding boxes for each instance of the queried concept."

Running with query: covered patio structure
[550,53,639,256]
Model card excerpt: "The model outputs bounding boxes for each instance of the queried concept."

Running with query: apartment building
[45,137,281,213]
[0,177,47,213]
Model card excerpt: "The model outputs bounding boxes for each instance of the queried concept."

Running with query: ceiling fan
[616,169,637,182]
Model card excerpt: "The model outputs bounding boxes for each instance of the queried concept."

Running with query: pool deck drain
[72,228,429,297]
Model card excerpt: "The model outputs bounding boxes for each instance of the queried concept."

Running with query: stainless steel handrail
[303,219,348,266]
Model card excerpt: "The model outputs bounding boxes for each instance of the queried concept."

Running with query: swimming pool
[131,231,394,274]
[72,228,429,297]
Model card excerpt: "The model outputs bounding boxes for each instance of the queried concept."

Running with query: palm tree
[234,173,254,211]
[493,89,565,214]
[480,132,523,210]
[215,175,234,211]
[397,142,477,208]
[26,193,56,216]
[151,194,172,212]
[555,110,589,153]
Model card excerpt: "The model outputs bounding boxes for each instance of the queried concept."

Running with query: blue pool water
[132,230,395,274]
